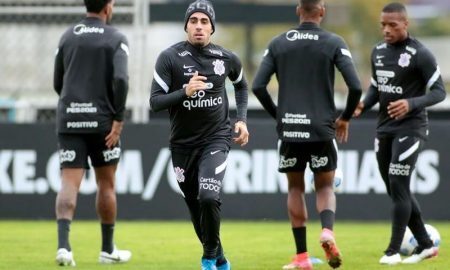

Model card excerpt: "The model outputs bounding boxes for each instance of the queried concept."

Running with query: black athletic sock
[57,219,71,251]
[320,209,335,230]
[292,227,307,254]
[215,242,227,265]
[101,223,115,254]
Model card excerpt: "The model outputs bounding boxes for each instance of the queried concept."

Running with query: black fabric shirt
[363,36,446,139]
[252,22,362,142]
[150,41,248,149]
[54,17,129,134]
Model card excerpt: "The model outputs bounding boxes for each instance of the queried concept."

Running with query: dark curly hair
[84,0,112,13]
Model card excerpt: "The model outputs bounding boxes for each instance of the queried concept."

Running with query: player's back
[269,23,347,141]
[56,17,126,133]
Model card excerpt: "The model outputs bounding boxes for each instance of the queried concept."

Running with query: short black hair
[84,0,112,13]
[300,0,324,12]
[382,2,407,14]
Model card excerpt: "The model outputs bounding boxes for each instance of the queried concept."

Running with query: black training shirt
[363,36,446,139]
[54,17,129,134]
[252,22,362,142]
[150,41,248,149]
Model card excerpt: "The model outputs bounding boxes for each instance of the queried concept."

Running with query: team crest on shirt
[398,53,411,68]
[174,167,185,183]
[212,59,225,76]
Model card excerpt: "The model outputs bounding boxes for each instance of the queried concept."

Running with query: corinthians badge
[398,52,411,68]
[212,59,225,76]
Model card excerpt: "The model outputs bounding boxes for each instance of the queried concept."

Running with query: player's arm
[357,51,380,116]
[408,48,446,110]
[111,35,129,122]
[334,38,362,121]
[106,34,129,149]
[149,52,205,112]
[53,40,64,95]
[252,46,277,119]
[388,48,446,119]
[229,53,249,146]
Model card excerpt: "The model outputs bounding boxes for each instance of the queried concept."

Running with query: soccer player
[252,0,362,269]
[53,0,131,266]
[150,1,249,269]
[353,2,446,265]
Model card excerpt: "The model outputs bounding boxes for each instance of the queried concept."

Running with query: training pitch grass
[0,220,447,269]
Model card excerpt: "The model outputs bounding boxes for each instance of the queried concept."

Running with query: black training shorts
[57,133,121,169]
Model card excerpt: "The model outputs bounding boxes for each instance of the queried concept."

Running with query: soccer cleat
[282,252,313,270]
[98,246,132,264]
[216,259,231,270]
[201,258,218,270]
[379,253,401,265]
[402,246,438,264]
[56,248,76,267]
[319,228,342,268]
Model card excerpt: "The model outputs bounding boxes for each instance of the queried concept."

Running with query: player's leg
[55,134,88,266]
[310,140,341,268]
[197,145,228,270]
[393,137,438,264]
[376,137,403,264]
[171,150,203,242]
[278,141,312,270]
[90,136,130,263]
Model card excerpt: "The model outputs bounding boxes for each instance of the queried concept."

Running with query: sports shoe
[319,228,342,268]
[282,252,313,270]
[402,246,438,264]
[216,258,231,270]
[379,253,401,265]
[98,246,132,264]
[56,248,76,267]
[201,258,217,270]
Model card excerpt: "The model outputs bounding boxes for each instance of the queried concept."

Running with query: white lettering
[286,30,319,41]
[0,151,13,193]
[13,151,36,194]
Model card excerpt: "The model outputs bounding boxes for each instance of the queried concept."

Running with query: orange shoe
[320,228,342,268]
[282,252,313,270]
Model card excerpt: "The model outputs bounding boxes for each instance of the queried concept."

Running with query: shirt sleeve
[363,50,380,112]
[333,37,362,120]
[251,44,277,119]
[407,47,446,110]
[229,53,248,123]
[111,34,129,121]
[53,38,64,96]
[149,50,186,112]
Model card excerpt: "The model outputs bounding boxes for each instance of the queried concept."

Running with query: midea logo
[286,30,319,41]
[73,24,105,35]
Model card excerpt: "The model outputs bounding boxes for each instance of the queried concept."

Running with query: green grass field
[0,220,447,269]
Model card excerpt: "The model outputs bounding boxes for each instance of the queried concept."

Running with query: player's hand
[185,71,207,97]
[233,121,249,146]
[388,99,409,120]
[335,117,349,143]
[105,120,123,149]
[353,101,364,118]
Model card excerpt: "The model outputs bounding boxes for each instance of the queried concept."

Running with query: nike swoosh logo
[376,55,385,59]
[100,255,122,262]
[210,150,221,155]
[183,65,195,69]
[399,136,408,142]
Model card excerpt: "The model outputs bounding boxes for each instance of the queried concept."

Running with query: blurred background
[0,0,449,123]
[1,0,449,221]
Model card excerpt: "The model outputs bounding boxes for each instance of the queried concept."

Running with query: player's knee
[199,196,219,208]
[57,197,76,212]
